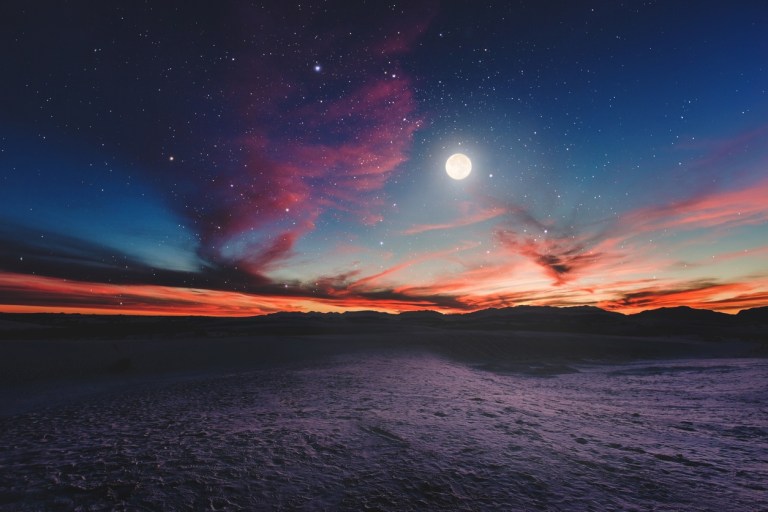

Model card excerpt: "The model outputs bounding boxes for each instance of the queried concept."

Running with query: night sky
[2,1,767,316]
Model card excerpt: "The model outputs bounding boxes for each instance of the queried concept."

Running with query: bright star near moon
[446,153,472,180]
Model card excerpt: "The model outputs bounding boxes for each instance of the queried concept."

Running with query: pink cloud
[403,205,507,235]
[197,35,428,277]
[490,169,768,288]
[710,245,768,264]
[676,124,768,172]
[620,178,768,234]
[347,241,480,290]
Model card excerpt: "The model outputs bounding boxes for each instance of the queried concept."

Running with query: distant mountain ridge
[1,305,767,341]
[1,306,766,385]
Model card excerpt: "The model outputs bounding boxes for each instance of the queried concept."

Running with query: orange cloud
[597,279,767,314]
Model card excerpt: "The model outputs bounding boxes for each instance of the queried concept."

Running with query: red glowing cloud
[597,279,768,314]
[620,178,768,234]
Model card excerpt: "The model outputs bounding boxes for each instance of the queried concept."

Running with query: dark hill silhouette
[632,306,731,323]
[1,305,765,385]
[1,305,766,340]
[737,306,768,324]
[628,306,735,338]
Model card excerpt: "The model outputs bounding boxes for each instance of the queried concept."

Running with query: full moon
[446,153,472,180]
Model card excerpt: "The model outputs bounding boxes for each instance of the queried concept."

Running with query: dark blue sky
[2,1,767,315]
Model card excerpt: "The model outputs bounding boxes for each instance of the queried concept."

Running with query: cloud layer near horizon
[3,163,768,315]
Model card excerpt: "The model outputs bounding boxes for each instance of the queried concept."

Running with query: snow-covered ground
[2,351,766,511]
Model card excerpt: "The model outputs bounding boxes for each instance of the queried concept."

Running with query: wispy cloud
[597,279,768,313]
[496,230,609,285]
[402,205,507,235]
[176,7,433,279]
[619,178,768,234]
[489,168,768,288]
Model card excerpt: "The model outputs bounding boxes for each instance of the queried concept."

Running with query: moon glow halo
[446,153,472,180]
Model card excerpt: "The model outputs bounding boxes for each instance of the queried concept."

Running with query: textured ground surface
[1,353,766,511]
